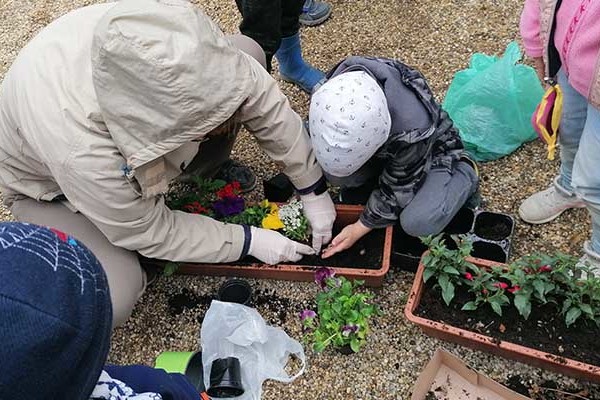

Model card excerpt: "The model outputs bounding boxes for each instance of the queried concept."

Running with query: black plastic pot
[207,357,244,398]
[443,207,475,235]
[391,208,516,270]
[391,226,428,273]
[217,279,252,305]
[263,173,294,202]
[470,240,508,263]
[337,344,355,355]
[391,227,460,272]
[184,352,206,393]
[473,211,514,241]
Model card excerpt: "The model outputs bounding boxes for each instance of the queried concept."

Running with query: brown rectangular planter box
[404,254,600,383]
[155,205,392,287]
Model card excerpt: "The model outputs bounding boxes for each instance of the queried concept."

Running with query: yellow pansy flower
[262,213,284,230]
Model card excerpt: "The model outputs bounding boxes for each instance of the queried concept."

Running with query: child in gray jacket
[309,56,480,258]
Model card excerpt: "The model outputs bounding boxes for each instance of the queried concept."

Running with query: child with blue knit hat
[0,222,199,400]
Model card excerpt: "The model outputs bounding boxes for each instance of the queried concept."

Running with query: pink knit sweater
[520,0,600,100]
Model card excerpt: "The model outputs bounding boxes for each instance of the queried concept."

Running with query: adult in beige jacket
[0,0,336,327]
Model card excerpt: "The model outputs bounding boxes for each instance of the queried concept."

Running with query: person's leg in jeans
[10,198,144,328]
[557,70,589,191]
[399,160,479,237]
[571,103,600,273]
[235,0,282,72]
[518,69,587,223]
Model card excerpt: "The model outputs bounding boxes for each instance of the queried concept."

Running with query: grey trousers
[399,160,479,237]
[9,35,267,328]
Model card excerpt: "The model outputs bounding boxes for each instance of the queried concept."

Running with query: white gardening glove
[300,191,336,252]
[248,227,316,265]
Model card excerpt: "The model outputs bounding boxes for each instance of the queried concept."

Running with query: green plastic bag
[443,42,544,161]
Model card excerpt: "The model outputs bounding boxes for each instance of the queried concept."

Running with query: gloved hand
[248,226,315,264]
[300,191,336,252]
[103,365,199,400]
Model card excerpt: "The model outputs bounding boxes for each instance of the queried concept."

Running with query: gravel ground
[2,0,600,398]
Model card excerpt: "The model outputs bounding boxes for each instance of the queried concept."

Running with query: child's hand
[321,220,372,259]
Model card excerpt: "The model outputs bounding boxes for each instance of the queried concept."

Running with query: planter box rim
[404,251,600,383]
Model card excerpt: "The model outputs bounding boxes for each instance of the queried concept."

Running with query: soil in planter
[236,226,386,269]
[505,375,600,399]
[416,282,600,367]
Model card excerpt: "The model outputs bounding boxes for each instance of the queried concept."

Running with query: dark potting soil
[167,288,213,316]
[167,288,295,325]
[237,226,386,269]
[416,282,600,368]
[505,375,600,399]
[474,221,511,241]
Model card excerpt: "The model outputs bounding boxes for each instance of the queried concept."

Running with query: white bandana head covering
[309,70,391,177]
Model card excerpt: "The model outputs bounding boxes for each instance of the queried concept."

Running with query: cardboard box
[411,349,531,400]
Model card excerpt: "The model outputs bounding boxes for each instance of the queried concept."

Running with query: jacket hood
[327,56,436,146]
[91,0,252,172]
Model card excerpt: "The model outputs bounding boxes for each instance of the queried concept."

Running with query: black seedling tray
[392,208,515,272]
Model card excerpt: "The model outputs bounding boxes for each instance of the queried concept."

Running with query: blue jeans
[557,70,600,252]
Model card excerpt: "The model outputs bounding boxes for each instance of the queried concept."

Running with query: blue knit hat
[0,222,112,400]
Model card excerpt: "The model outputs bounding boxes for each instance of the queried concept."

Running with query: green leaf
[314,341,326,353]
[443,266,460,275]
[580,303,594,317]
[332,303,342,314]
[565,307,582,327]
[163,262,179,277]
[350,339,361,353]
[439,274,450,292]
[461,301,478,311]
[441,281,455,306]
[514,293,531,320]
[562,299,572,315]
[533,280,546,302]
[423,268,436,283]
[490,301,503,316]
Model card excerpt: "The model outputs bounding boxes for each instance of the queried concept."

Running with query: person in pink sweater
[519,0,600,277]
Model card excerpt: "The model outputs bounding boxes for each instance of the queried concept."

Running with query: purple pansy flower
[341,324,359,337]
[213,196,245,217]
[300,309,317,321]
[315,267,335,289]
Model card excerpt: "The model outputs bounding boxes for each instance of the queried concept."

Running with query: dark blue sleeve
[104,365,199,400]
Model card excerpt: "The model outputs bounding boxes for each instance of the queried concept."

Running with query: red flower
[507,285,520,294]
[482,288,489,295]
[492,282,509,290]
[184,201,210,215]
[464,272,474,281]
[538,265,552,273]
[216,182,241,199]
[524,268,532,274]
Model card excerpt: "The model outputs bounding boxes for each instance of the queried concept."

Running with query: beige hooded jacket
[0,0,322,263]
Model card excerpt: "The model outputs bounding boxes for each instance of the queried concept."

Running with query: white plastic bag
[201,301,306,400]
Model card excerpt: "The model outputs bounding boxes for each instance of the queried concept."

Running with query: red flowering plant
[166,177,310,240]
[461,266,511,316]
[423,234,600,328]
[421,234,479,306]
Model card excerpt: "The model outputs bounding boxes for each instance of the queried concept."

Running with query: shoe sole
[518,203,586,224]
[299,9,332,26]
